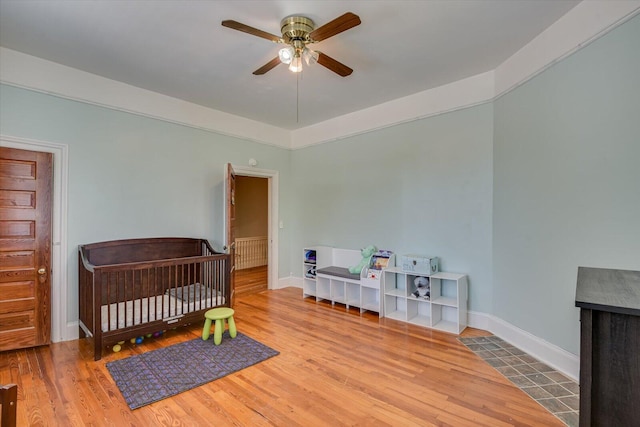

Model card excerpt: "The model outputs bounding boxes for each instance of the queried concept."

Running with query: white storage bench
[302,247,383,315]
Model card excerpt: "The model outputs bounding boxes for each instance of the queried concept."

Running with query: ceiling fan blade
[221,20,282,43]
[309,12,361,42]
[316,52,353,77]
[253,57,282,75]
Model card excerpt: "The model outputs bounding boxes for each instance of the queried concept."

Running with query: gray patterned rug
[107,332,279,409]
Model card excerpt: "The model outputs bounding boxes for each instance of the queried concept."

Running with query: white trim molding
[495,0,640,97]
[290,71,495,149]
[468,311,580,382]
[230,165,280,291]
[0,48,290,149]
[0,135,71,343]
[1,2,638,149]
[278,275,301,290]
[294,1,640,148]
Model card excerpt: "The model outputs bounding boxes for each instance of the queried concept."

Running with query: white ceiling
[0,0,582,130]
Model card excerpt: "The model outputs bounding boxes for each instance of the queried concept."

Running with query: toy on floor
[412,276,430,300]
[348,245,377,274]
[115,331,165,352]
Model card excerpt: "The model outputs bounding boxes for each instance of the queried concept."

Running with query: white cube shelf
[383,267,468,334]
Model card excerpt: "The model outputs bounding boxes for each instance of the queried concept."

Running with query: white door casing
[228,164,279,290]
[0,134,70,342]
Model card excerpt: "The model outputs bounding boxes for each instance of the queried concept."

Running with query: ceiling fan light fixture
[222,12,361,77]
[278,46,294,64]
[302,48,319,66]
[288,54,302,73]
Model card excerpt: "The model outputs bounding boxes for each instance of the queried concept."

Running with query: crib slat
[109,272,114,331]
[128,270,134,329]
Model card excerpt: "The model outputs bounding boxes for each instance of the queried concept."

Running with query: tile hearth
[459,336,579,427]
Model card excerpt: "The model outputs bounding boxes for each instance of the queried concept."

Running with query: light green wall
[291,104,494,313]
[493,14,640,354]
[0,84,292,323]
[1,13,638,354]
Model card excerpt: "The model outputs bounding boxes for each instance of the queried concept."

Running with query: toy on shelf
[366,250,393,280]
[348,245,377,274]
[412,276,431,300]
[304,250,316,264]
[369,250,392,270]
[305,265,317,278]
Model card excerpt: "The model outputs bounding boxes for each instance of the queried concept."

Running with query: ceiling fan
[221,12,361,77]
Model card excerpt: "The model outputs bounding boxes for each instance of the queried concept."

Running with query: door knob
[38,268,46,275]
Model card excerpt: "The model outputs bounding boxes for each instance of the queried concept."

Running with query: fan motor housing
[280,16,314,43]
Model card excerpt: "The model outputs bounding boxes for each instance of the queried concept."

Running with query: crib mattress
[101,292,224,332]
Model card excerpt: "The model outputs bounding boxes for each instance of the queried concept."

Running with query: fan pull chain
[296,72,300,123]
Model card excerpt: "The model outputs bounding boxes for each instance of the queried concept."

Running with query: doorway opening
[234,175,268,297]
[226,164,279,296]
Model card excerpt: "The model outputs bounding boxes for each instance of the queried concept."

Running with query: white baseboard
[469,311,579,381]
[59,321,80,342]
[467,310,491,331]
[275,275,302,290]
[488,314,579,382]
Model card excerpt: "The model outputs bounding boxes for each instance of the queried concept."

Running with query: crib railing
[235,236,268,270]
[95,256,228,331]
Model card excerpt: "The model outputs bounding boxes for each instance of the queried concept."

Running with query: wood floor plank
[0,287,564,426]
[234,265,268,297]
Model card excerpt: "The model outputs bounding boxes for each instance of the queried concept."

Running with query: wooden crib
[79,237,231,360]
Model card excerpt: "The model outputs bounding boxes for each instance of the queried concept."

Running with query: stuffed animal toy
[412,276,430,300]
[348,245,377,274]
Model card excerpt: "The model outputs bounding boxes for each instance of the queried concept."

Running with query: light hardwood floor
[0,287,563,426]
[234,265,268,297]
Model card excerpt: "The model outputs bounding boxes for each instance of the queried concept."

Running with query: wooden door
[0,147,53,351]
[225,163,236,307]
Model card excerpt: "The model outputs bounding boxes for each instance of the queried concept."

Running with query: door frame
[226,164,279,290]
[0,134,69,343]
